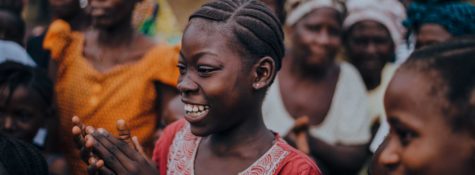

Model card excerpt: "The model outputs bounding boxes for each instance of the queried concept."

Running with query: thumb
[116,119,135,149]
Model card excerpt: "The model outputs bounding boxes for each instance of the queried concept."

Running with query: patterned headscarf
[403,1,475,36]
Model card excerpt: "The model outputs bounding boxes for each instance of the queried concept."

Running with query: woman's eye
[397,129,416,146]
[18,112,33,122]
[197,66,217,74]
[177,64,186,75]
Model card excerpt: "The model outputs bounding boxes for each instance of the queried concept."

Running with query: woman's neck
[284,54,340,82]
[95,18,135,48]
[68,12,90,32]
[207,110,274,157]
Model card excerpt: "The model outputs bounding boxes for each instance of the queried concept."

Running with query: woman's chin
[189,126,212,137]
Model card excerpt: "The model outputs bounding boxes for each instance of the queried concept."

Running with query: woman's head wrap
[343,0,406,45]
[285,0,345,26]
[403,1,475,36]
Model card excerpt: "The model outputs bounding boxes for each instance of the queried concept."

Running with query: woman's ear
[252,56,276,90]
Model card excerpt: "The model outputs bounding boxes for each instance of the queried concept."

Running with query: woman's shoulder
[43,19,83,62]
[275,139,322,175]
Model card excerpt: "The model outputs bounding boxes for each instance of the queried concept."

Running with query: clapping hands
[72,116,159,175]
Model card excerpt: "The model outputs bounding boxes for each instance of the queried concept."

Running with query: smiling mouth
[184,103,210,121]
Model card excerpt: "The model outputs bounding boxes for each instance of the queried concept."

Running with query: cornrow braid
[190,0,285,70]
[402,36,475,135]
[0,134,48,175]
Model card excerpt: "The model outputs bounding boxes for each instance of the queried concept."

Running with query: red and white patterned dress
[152,119,321,175]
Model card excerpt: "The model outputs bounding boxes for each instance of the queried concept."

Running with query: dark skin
[49,0,90,31]
[415,23,452,50]
[49,0,177,155]
[75,18,278,175]
[345,20,394,91]
[283,8,368,174]
[374,69,475,175]
[48,0,155,78]
[0,86,47,142]
[0,85,70,175]
[180,20,275,175]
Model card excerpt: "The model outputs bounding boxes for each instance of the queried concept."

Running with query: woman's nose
[377,135,401,169]
[177,75,198,96]
[1,116,15,130]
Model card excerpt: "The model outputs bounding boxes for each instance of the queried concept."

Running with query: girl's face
[178,20,260,136]
[290,8,342,68]
[89,0,137,28]
[416,23,452,49]
[376,69,475,175]
[0,86,47,142]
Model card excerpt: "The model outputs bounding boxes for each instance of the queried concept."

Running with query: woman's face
[89,0,137,28]
[375,69,475,175]
[416,23,452,49]
[290,8,342,68]
[49,0,81,19]
[178,20,261,137]
[0,86,47,142]
[346,20,394,90]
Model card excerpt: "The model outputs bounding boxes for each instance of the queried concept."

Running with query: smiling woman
[74,0,321,175]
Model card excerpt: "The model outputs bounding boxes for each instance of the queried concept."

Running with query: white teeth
[183,103,210,115]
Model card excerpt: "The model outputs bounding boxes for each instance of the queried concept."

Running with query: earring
[254,83,262,89]
[79,0,88,9]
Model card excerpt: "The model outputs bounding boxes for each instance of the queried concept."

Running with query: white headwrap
[343,0,406,45]
[286,0,345,26]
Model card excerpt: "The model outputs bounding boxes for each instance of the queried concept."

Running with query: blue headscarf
[403,1,475,36]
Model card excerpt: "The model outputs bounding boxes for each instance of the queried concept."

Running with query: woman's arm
[306,133,369,174]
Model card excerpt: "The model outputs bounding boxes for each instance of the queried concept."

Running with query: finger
[116,119,135,149]
[132,136,146,158]
[96,160,116,175]
[94,129,144,168]
[295,132,310,154]
[132,136,155,167]
[73,126,85,149]
[72,116,87,136]
[89,131,128,173]
[87,157,99,175]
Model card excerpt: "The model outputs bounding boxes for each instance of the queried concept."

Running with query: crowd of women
[0,0,474,175]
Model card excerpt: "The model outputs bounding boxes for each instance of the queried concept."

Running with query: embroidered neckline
[167,123,289,175]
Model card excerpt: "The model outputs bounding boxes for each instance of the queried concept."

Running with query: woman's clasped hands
[71,116,159,175]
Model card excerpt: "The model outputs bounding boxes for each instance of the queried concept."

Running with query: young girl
[0,61,68,175]
[75,0,321,174]
[373,37,475,174]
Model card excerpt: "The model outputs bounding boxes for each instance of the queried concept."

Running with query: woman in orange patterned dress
[43,0,179,174]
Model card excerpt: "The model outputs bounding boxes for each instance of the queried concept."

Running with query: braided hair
[0,134,48,175]
[401,36,475,135]
[0,61,53,109]
[189,0,285,71]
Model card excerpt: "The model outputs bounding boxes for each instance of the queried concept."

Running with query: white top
[0,40,36,67]
[369,64,399,152]
[262,62,371,145]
